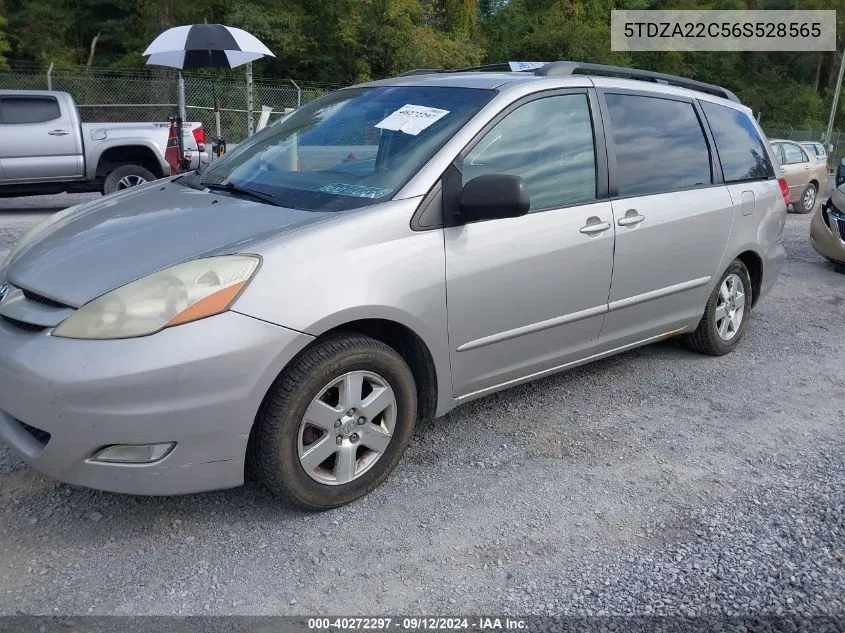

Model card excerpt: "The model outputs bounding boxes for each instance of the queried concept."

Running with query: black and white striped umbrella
[142,24,274,70]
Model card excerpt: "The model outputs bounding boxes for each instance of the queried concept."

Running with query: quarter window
[462,94,597,210]
[0,96,62,125]
[605,93,711,197]
[700,101,775,182]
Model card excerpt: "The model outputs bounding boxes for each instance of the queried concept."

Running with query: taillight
[192,127,206,151]
[777,178,790,207]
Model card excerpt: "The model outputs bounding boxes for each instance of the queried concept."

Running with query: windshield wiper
[204,182,279,206]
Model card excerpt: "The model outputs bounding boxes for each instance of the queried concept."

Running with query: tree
[0,15,9,69]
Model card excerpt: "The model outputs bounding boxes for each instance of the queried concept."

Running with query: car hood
[5,181,330,307]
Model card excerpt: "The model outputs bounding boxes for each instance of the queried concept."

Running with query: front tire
[250,334,417,510]
[103,165,156,195]
[793,183,817,214]
[683,260,752,356]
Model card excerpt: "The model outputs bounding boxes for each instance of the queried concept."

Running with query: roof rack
[535,61,740,103]
[397,69,441,77]
[399,63,520,77]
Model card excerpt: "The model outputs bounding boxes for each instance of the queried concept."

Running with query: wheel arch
[735,249,763,308]
[91,143,167,180]
[313,318,439,424]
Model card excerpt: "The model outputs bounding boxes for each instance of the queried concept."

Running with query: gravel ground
[0,193,843,617]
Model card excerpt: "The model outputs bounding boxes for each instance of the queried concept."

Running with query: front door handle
[579,219,611,235]
[48,129,69,136]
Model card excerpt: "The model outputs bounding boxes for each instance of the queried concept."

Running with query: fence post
[46,62,53,91]
[177,73,186,120]
[289,78,301,109]
[824,47,845,148]
[246,62,255,137]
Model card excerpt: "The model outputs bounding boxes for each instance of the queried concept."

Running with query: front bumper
[810,205,845,265]
[0,311,312,495]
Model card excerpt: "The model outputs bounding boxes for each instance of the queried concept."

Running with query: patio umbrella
[143,24,275,138]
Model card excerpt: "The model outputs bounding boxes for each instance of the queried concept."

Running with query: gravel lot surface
[0,192,843,617]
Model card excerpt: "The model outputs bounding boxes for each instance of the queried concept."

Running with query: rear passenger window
[604,93,711,197]
[462,94,596,210]
[0,96,62,125]
[700,101,775,182]
[781,143,808,164]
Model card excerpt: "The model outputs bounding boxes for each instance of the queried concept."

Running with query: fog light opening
[90,442,175,464]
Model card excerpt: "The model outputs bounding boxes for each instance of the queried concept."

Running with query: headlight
[53,255,260,339]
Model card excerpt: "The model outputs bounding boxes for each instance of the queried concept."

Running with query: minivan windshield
[199,85,495,211]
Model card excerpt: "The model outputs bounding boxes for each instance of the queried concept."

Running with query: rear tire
[249,334,417,510]
[683,260,752,356]
[793,183,817,214]
[103,165,156,195]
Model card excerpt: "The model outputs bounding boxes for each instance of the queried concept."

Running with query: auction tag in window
[375,104,450,136]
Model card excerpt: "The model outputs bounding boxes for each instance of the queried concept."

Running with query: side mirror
[458,174,530,223]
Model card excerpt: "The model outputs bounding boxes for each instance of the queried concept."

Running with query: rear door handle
[618,213,645,227]
[579,220,611,235]
[48,129,69,136]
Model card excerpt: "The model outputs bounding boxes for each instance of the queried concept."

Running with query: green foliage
[0,16,10,70]
[0,0,843,128]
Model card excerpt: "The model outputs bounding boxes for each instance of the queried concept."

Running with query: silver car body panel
[0,71,787,494]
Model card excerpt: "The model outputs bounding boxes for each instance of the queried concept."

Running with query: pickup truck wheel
[249,334,417,510]
[103,165,156,195]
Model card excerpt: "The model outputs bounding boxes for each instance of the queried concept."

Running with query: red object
[192,126,206,151]
[164,119,182,176]
[346,152,357,160]
[777,178,790,207]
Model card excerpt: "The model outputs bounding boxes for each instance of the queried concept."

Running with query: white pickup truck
[0,89,207,197]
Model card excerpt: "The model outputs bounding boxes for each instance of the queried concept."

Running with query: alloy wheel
[715,273,745,341]
[297,371,396,485]
[803,186,816,210]
[117,174,148,190]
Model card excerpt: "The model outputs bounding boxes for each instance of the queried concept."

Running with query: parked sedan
[811,185,845,267]
[770,139,828,214]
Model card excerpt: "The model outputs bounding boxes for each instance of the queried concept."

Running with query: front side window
[605,93,711,197]
[199,86,494,211]
[0,96,61,125]
[700,101,775,182]
[782,142,808,165]
[462,94,597,210]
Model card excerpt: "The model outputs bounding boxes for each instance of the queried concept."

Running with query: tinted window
[605,94,711,197]
[1,97,62,124]
[782,142,807,164]
[462,94,596,210]
[700,101,775,182]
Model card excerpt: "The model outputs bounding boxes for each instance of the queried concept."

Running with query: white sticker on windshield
[375,104,450,136]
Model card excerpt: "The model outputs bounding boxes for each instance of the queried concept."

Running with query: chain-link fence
[763,126,845,173]
[0,62,341,143]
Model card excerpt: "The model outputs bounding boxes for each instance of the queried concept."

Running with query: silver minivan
[0,62,787,509]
